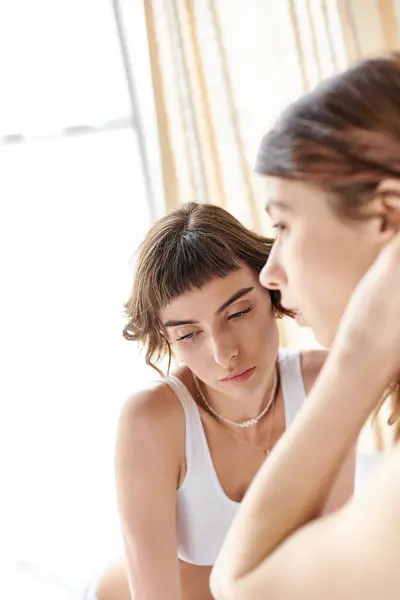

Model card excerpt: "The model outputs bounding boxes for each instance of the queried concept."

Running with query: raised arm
[215,441,400,600]
[300,349,356,516]
[115,386,184,600]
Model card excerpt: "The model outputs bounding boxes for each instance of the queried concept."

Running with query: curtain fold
[144,0,400,223]
[338,0,399,59]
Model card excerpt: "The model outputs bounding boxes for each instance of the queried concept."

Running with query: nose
[259,243,286,290]
[211,331,238,369]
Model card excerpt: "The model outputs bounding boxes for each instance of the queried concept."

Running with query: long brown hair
[124,202,293,374]
[255,53,400,443]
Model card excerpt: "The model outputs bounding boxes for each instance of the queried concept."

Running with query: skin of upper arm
[115,386,184,600]
[218,444,400,600]
[301,349,357,514]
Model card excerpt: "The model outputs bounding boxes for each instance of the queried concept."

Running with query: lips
[220,366,256,383]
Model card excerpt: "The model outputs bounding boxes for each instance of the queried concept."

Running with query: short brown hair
[123,202,292,373]
[255,53,400,218]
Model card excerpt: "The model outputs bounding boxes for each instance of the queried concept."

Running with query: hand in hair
[333,214,400,391]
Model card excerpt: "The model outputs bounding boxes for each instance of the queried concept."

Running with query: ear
[375,179,400,236]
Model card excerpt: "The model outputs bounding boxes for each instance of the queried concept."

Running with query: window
[0,0,160,590]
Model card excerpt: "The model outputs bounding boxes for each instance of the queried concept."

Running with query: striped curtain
[144,0,260,229]
[144,0,400,228]
[338,0,400,61]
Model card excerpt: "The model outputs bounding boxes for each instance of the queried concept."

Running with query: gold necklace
[216,389,278,456]
[193,367,278,429]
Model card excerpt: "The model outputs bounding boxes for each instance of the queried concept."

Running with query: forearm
[211,343,390,593]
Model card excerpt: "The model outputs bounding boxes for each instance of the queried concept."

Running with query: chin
[312,325,335,349]
[304,315,335,349]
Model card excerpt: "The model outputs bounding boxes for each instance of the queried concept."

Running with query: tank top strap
[278,348,307,427]
[162,374,206,468]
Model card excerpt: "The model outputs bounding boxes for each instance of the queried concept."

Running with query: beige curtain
[144,0,261,229]
[144,0,344,228]
[338,0,400,61]
[144,0,400,227]
[144,0,346,228]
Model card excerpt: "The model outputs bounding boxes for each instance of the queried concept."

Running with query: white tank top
[163,348,307,566]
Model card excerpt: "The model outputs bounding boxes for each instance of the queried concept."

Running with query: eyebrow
[163,286,254,327]
[163,318,199,328]
[216,286,254,315]
[264,199,292,215]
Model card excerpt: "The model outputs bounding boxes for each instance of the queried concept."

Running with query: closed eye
[272,222,287,233]
[176,307,253,340]
[228,306,253,320]
[176,331,199,342]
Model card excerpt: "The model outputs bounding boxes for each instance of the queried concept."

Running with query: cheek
[249,308,280,366]
[169,339,193,363]
[250,302,279,342]
[279,232,309,291]
[279,230,328,312]
[173,340,213,374]
[286,229,356,336]
[289,225,332,279]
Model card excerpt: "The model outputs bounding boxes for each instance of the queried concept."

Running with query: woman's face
[259,178,386,348]
[160,265,279,398]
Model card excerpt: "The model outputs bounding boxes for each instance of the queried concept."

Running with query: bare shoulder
[354,441,400,514]
[120,377,184,424]
[299,348,329,395]
[116,378,186,462]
